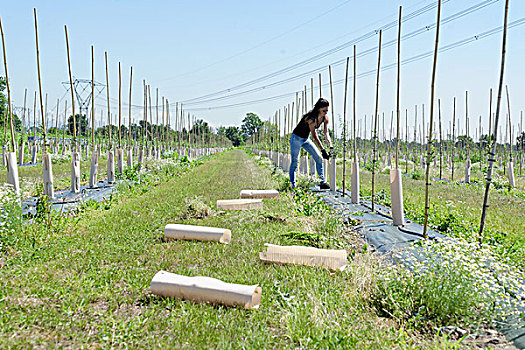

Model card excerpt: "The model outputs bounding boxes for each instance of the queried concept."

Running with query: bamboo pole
[395,6,402,169]
[390,6,405,226]
[506,85,512,159]
[20,89,27,164]
[371,30,382,212]
[91,46,95,147]
[0,18,16,153]
[422,0,442,239]
[62,100,67,153]
[34,9,47,152]
[353,45,357,162]
[128,66,133,147]
[438,99,443,179]
[148,85,153,153]
[118,62,122,149]
[405,109,408,174]
[341,60,349,196]
[452,98,456,180]
[105,52,112,150]
[310,78,314,108]
[156,88,159,153]
[0,14,15,153]
[328,65,337,192]
[55,98,59,150]
[64,25,77,151]
[480,0,510,238]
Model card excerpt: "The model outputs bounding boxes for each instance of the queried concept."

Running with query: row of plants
[251,150,519,337]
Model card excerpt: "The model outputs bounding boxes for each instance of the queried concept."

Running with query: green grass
[0,150,469,348]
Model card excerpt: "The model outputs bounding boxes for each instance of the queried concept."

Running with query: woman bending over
[289,98,332,189]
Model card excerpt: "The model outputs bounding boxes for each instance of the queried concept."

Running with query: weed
[281,231,323,247]
[184,196,212,219]
[119,165,141,182]
[292,188,330,216]
[410,169,423,180]
[0,186,22,254]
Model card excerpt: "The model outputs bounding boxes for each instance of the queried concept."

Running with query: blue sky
[1,0,524,141]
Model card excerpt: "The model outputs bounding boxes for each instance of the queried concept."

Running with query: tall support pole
[89,45,99,188]
[117,62,123,175]
[371,30,382,212]
[328,65,337,192]
[451,98,456,180]
[64,26,77,152]
[438,99,443,179]
[54,99,59,151]
[19,89,28,165]
[351,46,360,204]
[128,66,133,167]
[465,91,471,183]
[505,85,515,187]
[340,60,349,195]
[390,6,405,226]
[480,0,510,238]
[34,9,54,198]
[0,15,15,153]
[91,46,95,147]
[423,0,442,238]
[405,109,409,174]
[65,25,81,193]
[0,14,19,194]
[105,52,115,183]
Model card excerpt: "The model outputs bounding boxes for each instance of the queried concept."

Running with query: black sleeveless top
[293,115,324,138]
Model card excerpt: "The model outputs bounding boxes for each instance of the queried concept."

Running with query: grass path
[1,150,459,348]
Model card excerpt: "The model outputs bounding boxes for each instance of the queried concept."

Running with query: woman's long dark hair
[304,98,330,122]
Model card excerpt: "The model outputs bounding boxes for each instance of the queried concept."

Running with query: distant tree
[456,135,473,148]
[241,112,263,139]
[191,119,211,135]
[0,77,7,117]
[67,114,88,136]
[225,126,244,146]
[517,132,525,152]
[0,77,22,132]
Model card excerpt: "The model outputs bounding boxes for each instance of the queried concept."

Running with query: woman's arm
[308,121,325,150]
[323,115,332,148]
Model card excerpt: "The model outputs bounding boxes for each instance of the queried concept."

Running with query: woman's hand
[321,149,330,160]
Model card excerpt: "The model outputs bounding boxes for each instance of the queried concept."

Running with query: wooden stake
[55,98,59,148]
[423,0,442,239]
[128,66,133,147]
[505,85,512,159]
[341,60,349,196]
[353,46,357,161]
[91,46,95,147]
[395,6,402,169]
[33,9,47,152]
[118,62,122,149]
[371,30,382,212]
[0,14,16,152]
[452,97,456,180]
[104,52,111,150]
[438,99,443,179]
[64,25,77,151]
[62,100,67,151]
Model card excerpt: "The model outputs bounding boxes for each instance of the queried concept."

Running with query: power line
[179,0,499,107]
[179,0,454,104]
[181,17,525,112]
[155,0,356,83]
